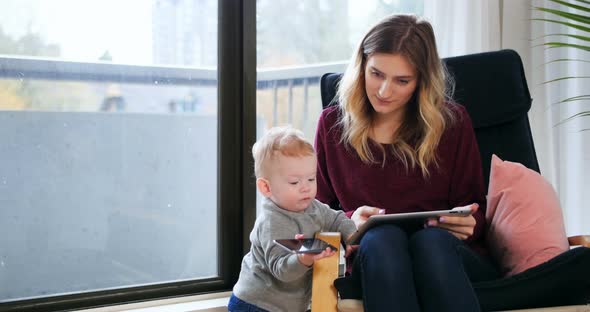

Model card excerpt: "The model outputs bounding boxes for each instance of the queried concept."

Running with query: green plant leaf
[535,1,590,128]
[548,96,590,109]
[536,59,590,70]
[543,76,590,84]
[532,33,590,42]
[555,111,590,127]
[549,0,590,12]
[545,58,590,65]
[532,18,590,32]
[535,7,590,25]
[558,95,590,103]
[539,42,590,52]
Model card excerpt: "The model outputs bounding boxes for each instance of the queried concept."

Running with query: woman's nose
[378,81,393,98]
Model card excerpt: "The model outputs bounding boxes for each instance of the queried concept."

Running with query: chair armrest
[311,232,341,312]
[568,235,590,247]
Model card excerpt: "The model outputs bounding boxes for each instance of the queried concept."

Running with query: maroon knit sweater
[314,103,487,249]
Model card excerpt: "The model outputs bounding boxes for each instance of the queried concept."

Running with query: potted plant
[532,0,589,126]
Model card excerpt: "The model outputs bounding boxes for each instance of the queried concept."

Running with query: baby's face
[267,154,317,213]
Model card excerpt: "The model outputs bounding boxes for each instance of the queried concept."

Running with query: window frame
[0,0,256,311]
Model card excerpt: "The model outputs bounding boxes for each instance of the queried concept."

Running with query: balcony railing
[257,62,346,126]
[0,56,346,123]
[0,55,218,85]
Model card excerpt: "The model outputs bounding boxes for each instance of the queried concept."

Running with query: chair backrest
[319,49,540,188]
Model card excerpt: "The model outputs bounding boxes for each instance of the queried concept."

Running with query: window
[256,0,424,141]
[0,0,249,310]
[0,0,426,310]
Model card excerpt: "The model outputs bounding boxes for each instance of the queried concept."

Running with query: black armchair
[312,49,590,311]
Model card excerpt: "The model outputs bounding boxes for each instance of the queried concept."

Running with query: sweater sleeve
[316,201,357,239]
[257,216,311,282]
[448,107,487,243]
[315,110,340,210]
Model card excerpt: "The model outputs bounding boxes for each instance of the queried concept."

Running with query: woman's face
[364,53,418,120]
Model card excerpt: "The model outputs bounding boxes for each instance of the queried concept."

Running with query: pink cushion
[486,155,569,277]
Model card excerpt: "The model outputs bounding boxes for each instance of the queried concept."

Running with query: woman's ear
[256,178,272,198]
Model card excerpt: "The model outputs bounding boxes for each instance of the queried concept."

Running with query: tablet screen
[347,207,472,245]
[273,238,337,254]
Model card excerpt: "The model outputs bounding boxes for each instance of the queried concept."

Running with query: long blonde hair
[337,14,455,177]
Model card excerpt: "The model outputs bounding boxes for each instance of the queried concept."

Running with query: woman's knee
[359,224,407,254]
[409,227,460,257]
[357,225,414,279]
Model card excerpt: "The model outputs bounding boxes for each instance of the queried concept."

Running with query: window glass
[0,0,219,302]
[256,0,424,140]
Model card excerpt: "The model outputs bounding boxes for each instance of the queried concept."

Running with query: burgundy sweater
[314,104,487,248]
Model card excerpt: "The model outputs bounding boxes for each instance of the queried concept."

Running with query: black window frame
[0,0,256,311]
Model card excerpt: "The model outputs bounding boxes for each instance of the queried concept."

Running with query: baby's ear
[256,178,272,197]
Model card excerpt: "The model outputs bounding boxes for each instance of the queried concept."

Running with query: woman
[315,14,499,312]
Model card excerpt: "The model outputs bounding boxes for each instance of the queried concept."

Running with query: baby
[228,126,356,312]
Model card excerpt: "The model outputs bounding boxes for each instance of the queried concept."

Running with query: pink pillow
[486,155,569,277]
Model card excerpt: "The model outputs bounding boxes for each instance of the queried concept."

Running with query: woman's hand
[351,206,385,228]
[344,233,359,257]
[294,234,337,267]
[426,203,479,240]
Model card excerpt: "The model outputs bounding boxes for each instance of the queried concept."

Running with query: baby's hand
[294,234,336,267]
[297,247,337,267]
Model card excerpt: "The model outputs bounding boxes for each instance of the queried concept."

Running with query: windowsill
[76,291,231,312]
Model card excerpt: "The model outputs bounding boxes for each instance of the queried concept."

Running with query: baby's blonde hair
[252,126,315,178]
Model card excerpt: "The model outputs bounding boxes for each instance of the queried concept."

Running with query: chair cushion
[474,246,590,311]
[443,49,532,129]
[486,155,569,276]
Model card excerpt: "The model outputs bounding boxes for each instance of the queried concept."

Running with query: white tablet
[346,207,472,245]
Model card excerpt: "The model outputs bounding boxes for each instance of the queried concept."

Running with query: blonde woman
[315,14,498,311]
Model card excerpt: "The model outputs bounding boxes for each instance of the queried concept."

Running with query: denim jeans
[227,294,269,312]
[355,225,499,312]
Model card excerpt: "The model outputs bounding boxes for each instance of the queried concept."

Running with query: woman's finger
[358,206,384,217]
[450,232,469,240]
[352,205,383,228]
[435,224,471,240]
[344,244,358,257]
[438,214,475,227]
[435,223,474,237]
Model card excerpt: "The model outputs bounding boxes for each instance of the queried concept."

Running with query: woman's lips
[376,97,394,105]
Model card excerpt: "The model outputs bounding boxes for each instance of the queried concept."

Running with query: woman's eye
[289,182,298,185]
[398,79,409,85]
[371,71,383,78]
[308,178,316,182]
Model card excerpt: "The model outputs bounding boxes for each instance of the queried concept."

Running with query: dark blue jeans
[227,294,269,312]
[356,225,499,312]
